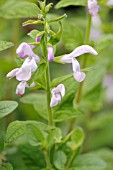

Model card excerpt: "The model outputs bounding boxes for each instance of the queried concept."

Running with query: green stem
[65,151,76,170]
[44,11,53,126]
[44,150,53,170]
[46,63,54,126]
[76,14,92,103]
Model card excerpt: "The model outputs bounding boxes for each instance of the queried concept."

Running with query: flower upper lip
[60,45,98,82]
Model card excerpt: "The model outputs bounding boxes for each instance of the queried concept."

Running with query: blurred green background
[0,0,113,169]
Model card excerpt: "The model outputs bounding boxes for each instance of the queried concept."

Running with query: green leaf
[33,63,47,90]
[53,151,67,169]
[23,20,44,26]
[0,101,18,119]
[67,128,84,150]
[1,163,13,170]
[95,34,113,52]
[91,149,113,170]
[45,127,62,148]
[40,33,47,57]
[20,143,46,169]
[0,41,14,52]
[83,59,109,94]
[72,153,106,170]
[20,93,48,120]
[55,0,87,9]
[0,0,39,19]
[28,30,45,41]
[5,121,47,143]
[62,21,84,51]
[26,123,45,146]
[28,30,40,40]
[48,14,67,23]
[49,22,62,46]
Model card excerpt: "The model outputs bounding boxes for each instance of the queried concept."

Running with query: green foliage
[72,153,106,170]
[0,101,18,119]
[0,0,39,19]
[20,144,46,169]
[0,41,13,52]
[1,163,13,170]
[48,14,67,23]
[62,20,84,51]
[20,93,48,120]
[53,151,67,169]
[95,34,113,52]
[23,20,44,26]
[92,149,113,170]
[55,0,87,9]
[0,132,4,152]
[5,121,47,143]
[26,123,45,146]
[67,128,84,150]
[49,22,62,46]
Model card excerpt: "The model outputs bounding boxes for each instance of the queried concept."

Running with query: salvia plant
[0,0,113,169]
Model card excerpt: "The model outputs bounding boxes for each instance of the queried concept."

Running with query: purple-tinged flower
[7,57,38,81]
[16,42,40,62]
[36,36,41,42]
[60,45,98,82]
[48,46,54,61]
[50,84,65,107]
[88,0,99,16]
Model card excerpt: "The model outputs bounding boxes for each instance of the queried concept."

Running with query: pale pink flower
[7,57,37,81]
[60,45,98,82]
[16,81,36,97]
[16,42,40,62]
[88,0,99,16]
[50,84,65,107]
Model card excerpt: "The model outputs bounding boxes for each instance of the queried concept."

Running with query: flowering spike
[88,0,99,16]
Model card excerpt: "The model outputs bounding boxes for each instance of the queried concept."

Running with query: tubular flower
[16,81,36,97]
[16,42,40,62]
[88,0,99,16]
[60,45,98,82]
[47,46,54,61]
[7,57,37,81]
[50,84,65,107]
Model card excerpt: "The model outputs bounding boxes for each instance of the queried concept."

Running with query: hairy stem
[44,8,54,126]
[46,63,54,126]
[44,150,53,170]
